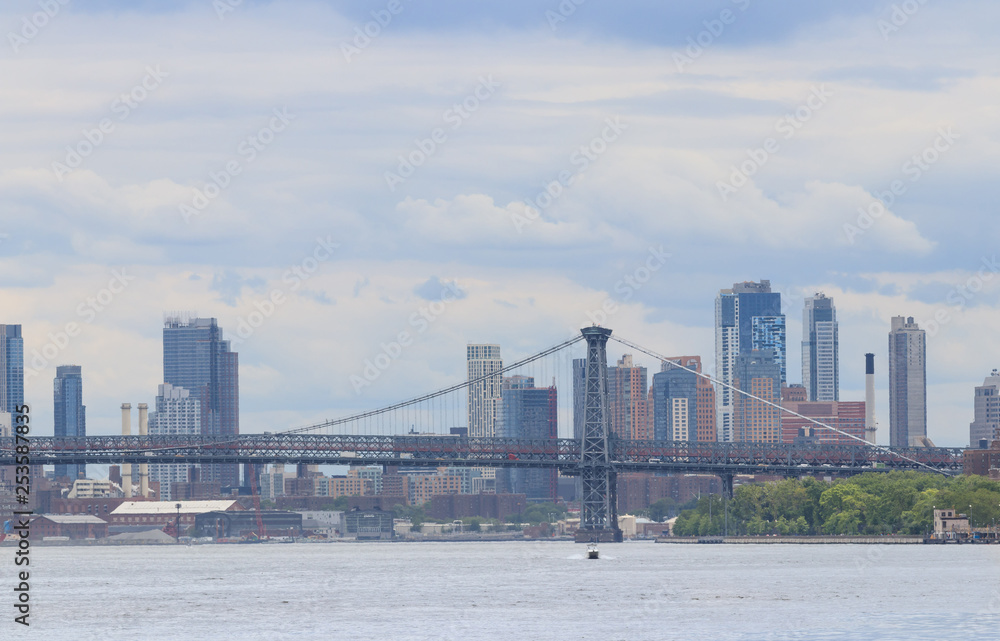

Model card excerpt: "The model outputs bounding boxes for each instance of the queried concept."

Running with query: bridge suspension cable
[279,334,585,436]
[610,334,955,476]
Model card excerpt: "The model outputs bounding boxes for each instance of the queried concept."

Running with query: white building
[148,383,201,501]
[259,465,285,500]
[970,370,1000,446]
[467,344,502,438]
[67,478,123,499]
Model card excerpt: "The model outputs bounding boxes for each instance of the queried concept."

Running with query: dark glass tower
[163,317,239,487]
[498,375,557,501]
[54,365,86,480]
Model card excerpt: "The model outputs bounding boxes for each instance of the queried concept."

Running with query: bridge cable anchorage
[609,335,956,477]
[276,334,586,436]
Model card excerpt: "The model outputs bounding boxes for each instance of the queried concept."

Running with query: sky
[1,0,998,447]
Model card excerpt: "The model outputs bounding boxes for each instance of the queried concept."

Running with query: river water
[10,541,1000,640]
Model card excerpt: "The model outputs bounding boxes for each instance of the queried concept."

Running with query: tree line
[671,472,1000,536]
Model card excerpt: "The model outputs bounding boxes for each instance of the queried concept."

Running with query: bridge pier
[721,473,734,500]
[575,326,623,544]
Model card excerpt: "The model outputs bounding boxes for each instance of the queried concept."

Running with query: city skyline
[1,2,996,638]
[1,2,997,452]
[0,297,995,449]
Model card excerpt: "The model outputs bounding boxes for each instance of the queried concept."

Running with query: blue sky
[1,0,998,446]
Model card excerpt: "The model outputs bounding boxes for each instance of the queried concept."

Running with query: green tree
[648,498,677,522]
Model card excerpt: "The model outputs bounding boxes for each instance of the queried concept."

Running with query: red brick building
[428,493,527,521]
[32,515,109,540]
[617,473,722,514]
[964,442,1000,476]
[779,401,865,445]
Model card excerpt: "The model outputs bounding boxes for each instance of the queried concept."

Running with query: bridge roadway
[0,435,964,477]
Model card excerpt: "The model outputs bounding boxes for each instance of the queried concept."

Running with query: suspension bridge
[0,327,965,542]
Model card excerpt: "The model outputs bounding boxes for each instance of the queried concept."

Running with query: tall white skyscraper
[148,383,201,501]
[715,280,784,442]
[802,293,839,402]
[467,344,502,438]
[888,316,927,447]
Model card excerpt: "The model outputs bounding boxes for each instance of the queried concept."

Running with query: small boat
[587,543,599,559]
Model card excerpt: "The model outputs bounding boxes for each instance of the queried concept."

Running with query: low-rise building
[194,511,302,538]
[66,479,122,499]
[108,500,241,532]
[964,441,1000,476]
[298,510,342,537]
[934,508,970,538]
[343,509,394,540]
[428,493,526,521]
[32,514,109,540]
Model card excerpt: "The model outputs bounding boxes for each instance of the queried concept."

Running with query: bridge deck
[0,435,964,475]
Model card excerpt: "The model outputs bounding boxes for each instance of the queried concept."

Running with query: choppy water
[7,541,1000,640]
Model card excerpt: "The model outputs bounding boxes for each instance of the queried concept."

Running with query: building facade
[148,383,201,501]
[802,293,839,402]
[715,281,784,442]
[649,356,716,442]
[0,324,23,415]
[163,317,239,487]
[53,365,87,481]
[498,375,558,500]
[970,370,1000,446]
[888,316,927,447]
[467,344,502,438]
[733,349,782,443]
[779,401,865,445]
[608,354,648,440]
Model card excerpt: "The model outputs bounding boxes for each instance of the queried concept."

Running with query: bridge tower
[575,326,623,543]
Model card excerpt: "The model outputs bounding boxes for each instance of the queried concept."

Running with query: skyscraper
[802,293,839,401]
[498,375,557,500]
[969,370,1000,446]
[715,281,785,441]
[888,316,927,447]
[163,316,239,487]
[608,354,648,440]
[649,356,716,442]
[148,383,201,501]
[572,358,586,442]
[53,365,86,481]
[0,324,24,415]
[733,349,782,443]
[467,344,502,438]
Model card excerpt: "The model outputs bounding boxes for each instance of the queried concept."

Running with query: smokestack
[121,403,132,498]
[138,403,149,498]
[865,354,876,444]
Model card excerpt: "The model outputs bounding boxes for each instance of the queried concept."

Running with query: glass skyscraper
[0,324,24,415]
[163,316,239,488]
[802,293,839,402]
[54,365,86,480]
[715,280,785,442]
[498,375,557,500]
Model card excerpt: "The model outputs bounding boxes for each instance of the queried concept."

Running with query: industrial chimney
[121,403,132,498]
[865,354,876,444]
[138,403,149,498]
